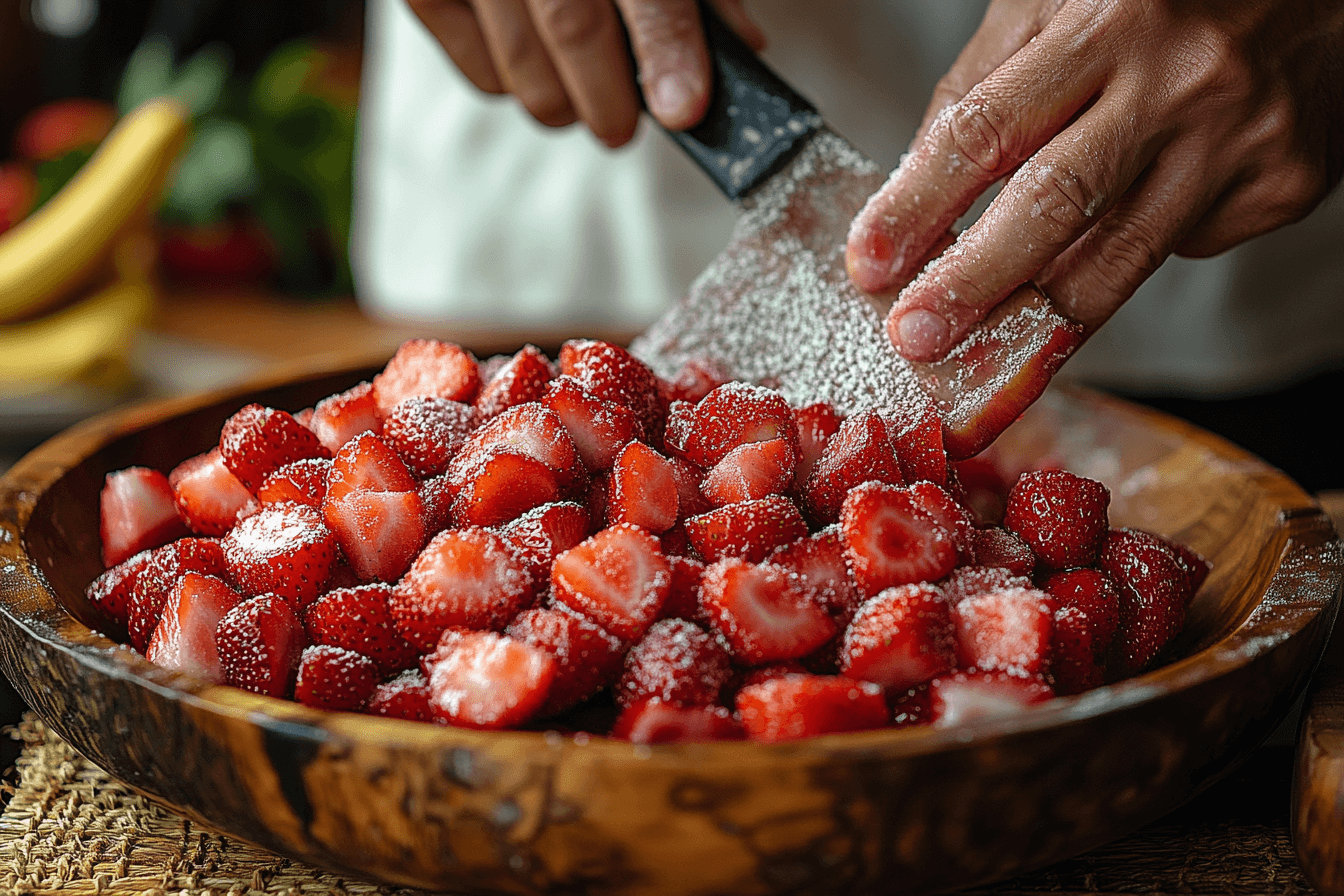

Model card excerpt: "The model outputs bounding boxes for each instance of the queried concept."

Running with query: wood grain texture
[0,355,1340,895]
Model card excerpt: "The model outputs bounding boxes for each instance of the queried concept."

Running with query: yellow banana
[0,98,188,324]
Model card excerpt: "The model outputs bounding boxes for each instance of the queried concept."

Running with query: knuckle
[533,0,608,49]
[942,101,1013,176]
[1261,161,1329,222]
[1019,158,1103,244]
[1091,216,1167,292]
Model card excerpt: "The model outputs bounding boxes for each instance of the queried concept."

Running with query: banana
[0,98,188,324]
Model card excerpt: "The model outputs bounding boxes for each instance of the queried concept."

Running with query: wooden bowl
[1,354,1339,895]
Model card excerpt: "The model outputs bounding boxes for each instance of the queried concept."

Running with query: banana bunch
[0,99,189,391]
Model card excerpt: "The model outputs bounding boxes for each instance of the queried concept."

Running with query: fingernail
[894,309,950,360]
[847,227,900,291]
[650,73,695,127]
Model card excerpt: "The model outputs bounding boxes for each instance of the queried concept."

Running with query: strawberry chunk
[419,474,455,535]
[169,448,255,537]
[220,403,331,493]
[883,403,947,487]
[146,572,243,683]
[906,481,975,564]
[309,381,382,454]
[700,438,797,507]
[452,403,584,497]
[1099,528,1190,677]
[769,528,862,626]
[506,606,625,715]
[659,555,708,623]
[222,503,338,610]
[372,339,481,415]
[928,670,1055,726]
[700,558,836,665]
[680,383,797,468]
[803,411,904,525]
[660,358,729,405]
[498,501,593,590]
[294,644,381,711]
[841,583,955,690]
[86,548,154,634]
[951,455,1014,525]
[257,457,330,508]
[326,432,418,500]
[1004,470,1111,569]
[668,457,712,519]
[684,496,809,564]
[559,339,664,439]
[970,526,1037,577]
[475,344,554,420]
[609,441,679,533]
[840,482,957,596]
[392,527,533,650]
[610,698,744,744]
[425,630,555,729]
[323,490,427,584]
[1166,537,1213,600]
[382,397,477,479]
[365,669,435,722]
[736,674,887,742]
[100,467,188,568]
[127,538,227,652]
[216,595,307,699]
[792,401,842,490]
[542,376,642,472]
[551,524,672,642]
[304,582,418,675]
[616,618,733,709]
[940,566,1032,606]
[451,449,562,528]
[952,587,1055,676]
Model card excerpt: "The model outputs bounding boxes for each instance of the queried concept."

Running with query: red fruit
[585,473,611,531]
[127,538,228,652]
[663,400,696,459]
[542,376,642,472]
[736,674,887,742]
[222,504,338,610]
[498,501,593,588]
[383,397,477,478]
[952,587,1055,675]
[453,403,584,496]
[667,457,712,519]
[506,606,625,715]
[840,483,957,596]
[551,524,672,642]
[86,548,155,633]
[803,411,904,525]
[610,698,744,744]
[970,527,1037,577]
[372,339,481,415]
[1166,538,1213,600]
[927,671,1055,726]
[219,404,331,493]
[294,645,381,711]
[609,441,679,533]
[684,496,809,564]
[323,489,427,584]
[891,683,934,727]
[365,669,435,721]
[841,583,955,690]
[906,481,975,564]
[940,566,1032,606]
[792,402,842,490]
[145,573,243,683]
[680,383,797,468]
[700,438,797,507]
[659,555,708,623]
[951,455,1013,525]
[1004,470,1111,569]
[169,448,255,536]
[308,382,382,454]
[14,98,115,161]
[1099,528,1190,677]
[215,595,307,698]
[700,559,836,665]
[0,162,37,233]
[559,339,664,438]
[475,344,554,420]
[326,432,418,500]
[419,474,455,535]
[451,449,562,528]
[304,583,418,675]
[616,618,733,709]
[769,528,861,625]
[100,466,189,567]
[883,404,947,487]
[257,457,330,508]
[661,358,729,405]
[392,528,533,650]
[425,630,556,729]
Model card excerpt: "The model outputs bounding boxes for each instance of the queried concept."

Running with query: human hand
[846,0,1344,363]
[405,0,764,147]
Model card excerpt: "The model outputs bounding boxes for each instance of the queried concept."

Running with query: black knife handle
[658,4,821,202]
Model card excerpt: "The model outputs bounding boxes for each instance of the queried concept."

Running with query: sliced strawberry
[792,402,842,492]
[667,457,711,519]
[660,358,729,405]
[474,344,554,420]
[970,526,1037,577]
[559,339,664,438]
[906,481,975,563]
[700,558,836,665]
[952,587,1055,676]
[609,441,679,533]
[215,595,307,698]
[1098,528,1190,678]
[86,548,155,634]
[145,572,242,683]
[219,403,331,493]
[365,669,435,722]
[928,670,1055,726]
[1004,470,1111,569]
[551,524,672,642]
[294,644,381,711]
[451,449,562,528]
[498,501,592,589]
[662,400,696,459]
[372,339,481,416]
[506,606,625,715]
[840,482,957,596]
[841,583,955,690]
[700,437,797,507]
[323,490,427,584]
[680,383,797,469]
[419,474,455,536]
[127,538,227,652]
[383,396,477,479]
[425,630,555,729]
[100,467,188,568]
[169,448,255,537]
[616,618,733,709]
[685,496,809,564]
[326,432,418,501]
[309,381,382,454]
[392,527,533,650]
[542,376,642,473]
[736,674,887,742]
[257,457,330,508]
[940,566,1032,606]
[222,503,338,610]
[883,403,947,487]
[659,555,708,623]
[304,582,418,675]
[769,527,861,625]
[610,698,744,744]
[803,411,904,525]
[452,403,584,496]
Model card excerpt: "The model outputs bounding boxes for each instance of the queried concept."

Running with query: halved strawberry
[451,449,562,528]
[1098,528,1190,678]
[699,558,836,665]
[551,524,672,642]
[474,344,554,420]
[100,467,189,568]
[792,401,842,490]
[419,474,455,536]
[169,448,255,537]
[222,503,338,610]
[905,481,975,564]
[969,526,1037,577]
[616,618,732,709]
[304,582,418,675]
[558,339,664,439]
[326,432,418,501]
[452,403,584,496]
[736,674,887,742]
[700,438,797,507]
[392,527,533,650]
[365,669,435,722]
[952,587,1055,676]
[1004,470,1111,570]
[372,339,481,416]
[542,376,642,472]
[660,358,729,405]
[928,670,1055,726]
[840,482,957,596]
[215,594,307,698]
[769,528,861,625]
[609,441,679,533]
[610,698,744,744]
[309,381,382,454]
[425,630,555,729]
[145,572,243,683]
[841,583,955,690]
[127,538,228,652]
[659,555,708,623]
[940,566,1032,606]
[294,644,381,711]
[86,548,155,634]
[803,411,904,525]
[257,457,330,508]
[684,496,809,564]
[680,383,797,469]
[498,501,593,588]
[220,403,331,493]
[663,400,696,459]
[323,489,427,584]
[667,457,711,519]
[382,396,477,479]
[506,606,625,715]
[883,403,947,487]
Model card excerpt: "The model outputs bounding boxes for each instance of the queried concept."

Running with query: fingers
[406,0,504,93]
[472,0,579,128]
[708,0,766,52]
[1175,160,1329,257]
[614,0,711,130]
